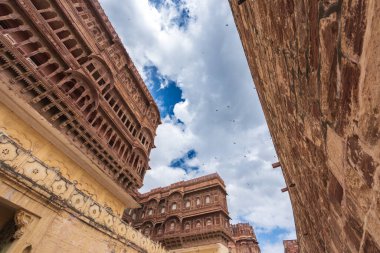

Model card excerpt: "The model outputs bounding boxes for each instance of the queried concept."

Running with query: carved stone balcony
[152,224,232,249]
[0,0,160,200]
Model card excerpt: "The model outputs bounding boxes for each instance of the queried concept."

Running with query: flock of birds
[189,103,277,167]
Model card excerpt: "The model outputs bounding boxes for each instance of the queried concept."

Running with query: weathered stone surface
[283,240,299,253]
[230,0,380,252]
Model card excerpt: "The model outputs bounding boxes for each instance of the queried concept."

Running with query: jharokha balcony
[0,0,161,204]
[151,223,232,249]
[154,223,232,239]
[123,173,233,250]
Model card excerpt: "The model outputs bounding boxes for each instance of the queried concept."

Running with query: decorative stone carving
[108,44,126,70]
[70,192,87,211]
[89,204,101,219]
[51,180,68,195]
[0,0,159,194]
[0,141,18,161]
[0,132,166,253]
[126,174,236,250]
[13,211,33,240]
[23,161,48,182]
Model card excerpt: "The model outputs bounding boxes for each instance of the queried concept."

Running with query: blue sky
[169,149,199,173]
[148,0,192,29]
[143,65,183,118]
[99,1,296,252]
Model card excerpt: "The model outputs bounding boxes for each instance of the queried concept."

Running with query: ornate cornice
[138,173,226,199]
[0,132,166,253]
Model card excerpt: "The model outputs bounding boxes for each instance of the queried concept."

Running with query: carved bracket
[13,211,33,240]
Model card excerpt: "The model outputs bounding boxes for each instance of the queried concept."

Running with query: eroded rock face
[229,0,380,252]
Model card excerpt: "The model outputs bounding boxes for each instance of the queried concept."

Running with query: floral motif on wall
[0,132,166,253]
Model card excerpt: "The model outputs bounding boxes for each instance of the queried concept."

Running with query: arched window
[170,222,175,231]
[132,213,136,220]
[205,196,210,204]
[196,198,201,206]
[148,209,153,216]
[171,203,177,210]
[158,228,163,235]
[185,223,190,230]
[161,206,165,214]
[185,200,191,208]
[59,76,98,116]
[83,57,113,94]
[196,221,201,228]
[206,219,212,226]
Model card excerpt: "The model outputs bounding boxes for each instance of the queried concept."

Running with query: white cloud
[261,241,286,253]
[148,116,196,172]
[99,0,296,251]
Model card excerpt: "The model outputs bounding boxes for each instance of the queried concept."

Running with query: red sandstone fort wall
[230,0,380,252]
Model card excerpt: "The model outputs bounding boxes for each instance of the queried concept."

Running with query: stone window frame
[184,199,191,208]
[169,221,175,231]
[184,222,191,231]
[196,197,201,206]
[225,219,229,228]
[144,225,151,236]
[195,220,202,228]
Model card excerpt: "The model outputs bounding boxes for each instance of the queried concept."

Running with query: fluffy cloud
[99,0,296,252]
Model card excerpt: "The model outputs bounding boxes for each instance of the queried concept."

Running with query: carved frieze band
[0,132,166,253]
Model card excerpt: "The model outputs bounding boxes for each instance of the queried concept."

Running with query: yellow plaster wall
[0,179,139,253]
[0,101,124,216]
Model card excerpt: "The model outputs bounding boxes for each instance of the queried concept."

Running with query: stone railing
[137,204,228,223]
[0,132,166,253]
[153,224,232,239]
[138,173,225,198]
